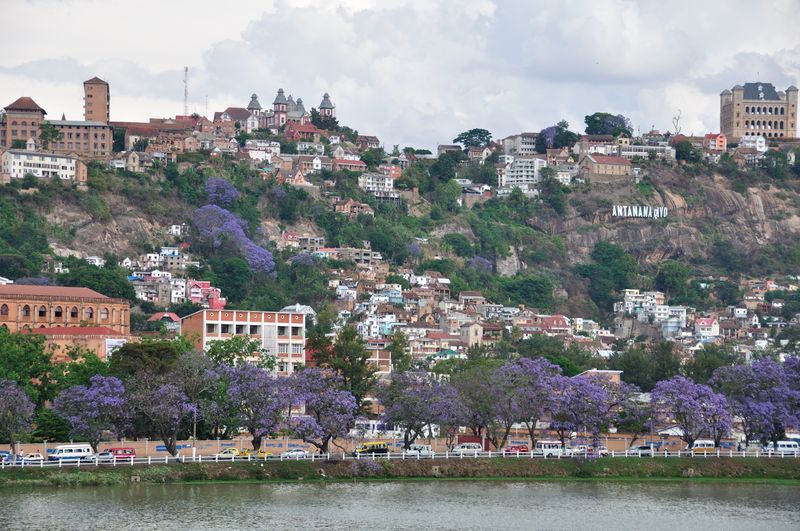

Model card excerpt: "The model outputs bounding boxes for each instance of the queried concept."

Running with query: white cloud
[0,0,797,147]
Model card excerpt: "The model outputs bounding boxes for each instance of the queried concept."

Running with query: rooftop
[23,326,123,336]
[0,285,109,299]
[4,96,46,114]
[49,120,110,127]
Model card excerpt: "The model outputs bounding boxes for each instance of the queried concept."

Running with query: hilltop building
[720,82,798,141]
[83,76,110,123]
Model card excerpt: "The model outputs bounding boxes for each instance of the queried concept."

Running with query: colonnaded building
[720,82,798,141]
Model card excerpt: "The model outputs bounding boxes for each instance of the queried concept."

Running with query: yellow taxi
[241,448,273,459]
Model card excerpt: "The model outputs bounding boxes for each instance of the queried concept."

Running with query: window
[70,306,78,319]
[278,326,288,336]
[206,323,216,334]
[291,326,302,336]
[54,306,63,319]
[291,344,302,354]
[235,324,245,334]
[38,305,47,318]
[0,304,8,317]
[249,325,260,335]
[85,307,94,320]
[278,343,289,354]
[221,324,231,334]
[22,305,30,317]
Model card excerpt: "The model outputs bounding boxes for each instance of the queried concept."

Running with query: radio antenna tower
[183,66,189,116]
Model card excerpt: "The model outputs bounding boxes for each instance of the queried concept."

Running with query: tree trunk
[252,433,263,452]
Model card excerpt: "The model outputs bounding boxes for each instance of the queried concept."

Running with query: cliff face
[547,172,800,265]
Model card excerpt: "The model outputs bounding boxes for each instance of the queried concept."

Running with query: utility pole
[183,66,189,117]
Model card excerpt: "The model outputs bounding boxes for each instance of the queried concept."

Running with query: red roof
[4,96,46,113]
[589,154,631,165]
[84,76,108,85]
[222,107,252,121]
[0,285,108,299]
[287,122,322,134]
[426,331,461,340]
[335,159,366,166]
[147,312,180,322]
[24,326,123,336]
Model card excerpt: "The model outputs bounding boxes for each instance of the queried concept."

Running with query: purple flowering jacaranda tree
[651,375,731,448]
[550,375,613,449]
[711,357,800,446]
[503,357,561,448]
[288,368,357,454]
[128,377,197,457]
[0,379,35,453]
[223,363,289,451]
[205,177,240,208]
[378,370,456,450]
[53,375,127,452]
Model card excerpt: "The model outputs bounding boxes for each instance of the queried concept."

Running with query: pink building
[703,133,727,152]
[186,280,227,310]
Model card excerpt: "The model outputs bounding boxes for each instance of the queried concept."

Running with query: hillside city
[1,74,799,459]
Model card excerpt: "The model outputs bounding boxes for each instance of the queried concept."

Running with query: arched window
[0,304,8,317]
[70,306,78,319]
[22,305,30,317]
[21,120,27,126]
[745,106,749,113]
[780,121,784,129]
[38,305,47,318]
[54,306,63,319]
[100,308,109,320]
[85,307,94,320]
[781,108,785,115]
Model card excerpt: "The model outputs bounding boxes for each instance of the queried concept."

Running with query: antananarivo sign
[612,204,668,219]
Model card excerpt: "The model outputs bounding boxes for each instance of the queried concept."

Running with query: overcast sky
[1,0,798,148]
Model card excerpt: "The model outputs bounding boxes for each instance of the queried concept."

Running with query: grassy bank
[2,458,800,488]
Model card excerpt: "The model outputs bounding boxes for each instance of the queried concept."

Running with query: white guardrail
[1,448,799,470]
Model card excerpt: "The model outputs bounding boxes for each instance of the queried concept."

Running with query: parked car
[213,448,242,459]
[573,445,608,457]
[405,444,435,457]
[241,449,272,459]
[0,451,12,463]
[97,451,115,463]
[22,453,44,464]
[503,445,529,454]
[628,443,663,456]
[281,448,309,459]
[452,443,483,455]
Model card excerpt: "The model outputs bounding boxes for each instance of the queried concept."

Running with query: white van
[533,440,569,458]
[49,444,94,462]
[763,441,800,455]
[405,444,435,457]
[451,443,482,454]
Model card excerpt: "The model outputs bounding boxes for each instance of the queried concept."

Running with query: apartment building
[181,309,307,375]
[1,140,87,183]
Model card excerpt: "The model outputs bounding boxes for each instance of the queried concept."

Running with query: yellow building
[720,82,798,141]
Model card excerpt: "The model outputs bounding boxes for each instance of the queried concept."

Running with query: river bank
[2,457,799,488]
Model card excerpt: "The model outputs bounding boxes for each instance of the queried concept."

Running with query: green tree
[360,147,385,169]
[655,260,690,296]
[431,180,462,212]
[443,233,474,257]
[59,260,136,300]
[210,256,251,302]
[453,128,492,148]
[52,348,109,390]
[608,342,681,391]
[682,345,739,384]
[108,340,186,378]
[675,140,701,163]
[312,326,377,413]
[387,330,412,372]
[0,328,54,404]
[38,121,63,149]
[583,112,632,137]
[204,335,274,369]
[11,139,27,149]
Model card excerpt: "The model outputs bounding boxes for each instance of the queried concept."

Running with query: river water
[2,481,799,530]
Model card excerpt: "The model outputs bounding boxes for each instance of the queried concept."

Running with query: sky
[1,0,798,148]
